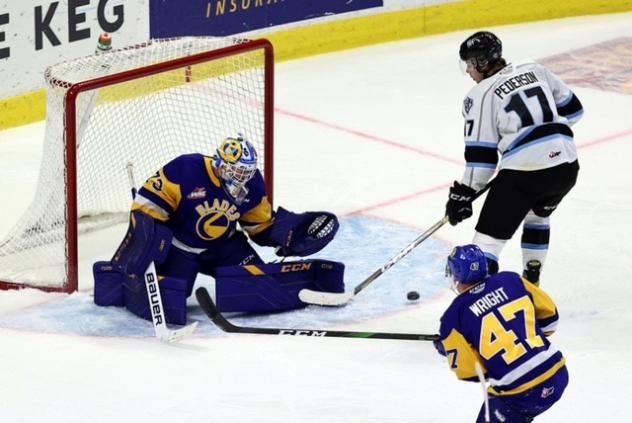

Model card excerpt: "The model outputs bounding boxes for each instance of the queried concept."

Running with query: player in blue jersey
[93,134,344,324]
[444,31,584,284]
[435,244,568,422]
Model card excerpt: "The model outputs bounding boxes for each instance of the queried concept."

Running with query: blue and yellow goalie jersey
[131,154,273,252]
[437,271,564,396]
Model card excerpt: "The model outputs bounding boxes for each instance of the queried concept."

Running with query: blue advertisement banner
[150,0,384,38]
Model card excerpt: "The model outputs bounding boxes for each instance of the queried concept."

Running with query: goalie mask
[214,134,258,204]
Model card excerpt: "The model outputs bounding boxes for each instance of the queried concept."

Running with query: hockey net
[0,37,274,293]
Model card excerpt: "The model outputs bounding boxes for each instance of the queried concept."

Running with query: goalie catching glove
[251,207,339,257]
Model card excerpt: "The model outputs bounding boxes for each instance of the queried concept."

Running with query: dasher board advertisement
[150,0,385,38]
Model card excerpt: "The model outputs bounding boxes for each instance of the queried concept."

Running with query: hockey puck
[407,291,420,301]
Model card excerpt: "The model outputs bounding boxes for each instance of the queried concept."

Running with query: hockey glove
[445,181,476,226]
[271,208,340,257]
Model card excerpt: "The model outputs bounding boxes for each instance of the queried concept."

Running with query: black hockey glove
[445,181,476,226]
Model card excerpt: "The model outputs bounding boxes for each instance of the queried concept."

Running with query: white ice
[1,12,632,422]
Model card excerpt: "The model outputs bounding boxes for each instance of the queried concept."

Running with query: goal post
[0,37,274,293]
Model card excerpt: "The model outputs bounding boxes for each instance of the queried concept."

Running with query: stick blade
[161,321,198,343]
[298,289,354,306]
[195,287,239,332]
[196,287,218,318]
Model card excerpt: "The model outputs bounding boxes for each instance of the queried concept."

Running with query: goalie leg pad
[93,261,125,307]
[112,211,173,278]
[266,207,340,257]
[313,259,345,293]
[123,276,189,325]
[156,246,202,298]
[214,259,345,313]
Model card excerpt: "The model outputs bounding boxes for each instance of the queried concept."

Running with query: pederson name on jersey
[494,71,539,99]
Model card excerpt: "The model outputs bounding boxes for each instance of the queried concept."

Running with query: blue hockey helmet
[445,244,488,285]
[459,31,502,72]
[214,134,258,203]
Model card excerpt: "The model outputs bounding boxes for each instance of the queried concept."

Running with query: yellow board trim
[3,0,632,130]
[264,0,632,62]
[0,90,47,129]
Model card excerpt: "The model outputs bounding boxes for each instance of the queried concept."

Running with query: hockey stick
[298,216,448,306]
[475,361,491,423]
[126,163,198,343]
[144,262,198,343]
[195,287,439,341]
[299,184,492,307]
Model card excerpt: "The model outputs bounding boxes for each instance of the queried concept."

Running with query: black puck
[407,291,420,301]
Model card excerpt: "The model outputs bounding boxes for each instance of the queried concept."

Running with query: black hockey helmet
[459,31,502,72]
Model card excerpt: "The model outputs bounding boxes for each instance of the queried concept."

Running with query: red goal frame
[0,38,274,293]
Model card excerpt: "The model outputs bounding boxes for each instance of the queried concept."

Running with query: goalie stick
[299,184,492,307]
[144,262,198,343]
[127,163,198,343]
[195,287,439,341]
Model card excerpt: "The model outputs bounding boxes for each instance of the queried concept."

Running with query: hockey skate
[523,260,542,285]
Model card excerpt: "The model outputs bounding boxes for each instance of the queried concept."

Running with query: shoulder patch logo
[463,97,474,115]
[187,187,207,200]
[470,283,485,294]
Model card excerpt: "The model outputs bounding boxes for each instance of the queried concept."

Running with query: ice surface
[1,12,632,423]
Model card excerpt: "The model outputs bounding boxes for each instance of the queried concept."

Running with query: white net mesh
[0,37,271,290]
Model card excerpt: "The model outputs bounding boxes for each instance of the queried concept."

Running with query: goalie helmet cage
[0,37,274,293]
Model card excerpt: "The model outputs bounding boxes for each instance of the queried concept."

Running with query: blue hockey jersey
[131,154,273,253]
[437,271,565,396]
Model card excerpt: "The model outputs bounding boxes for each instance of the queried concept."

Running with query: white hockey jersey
[460,61,584,191]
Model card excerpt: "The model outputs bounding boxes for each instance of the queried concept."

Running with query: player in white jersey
[444,31,584,284]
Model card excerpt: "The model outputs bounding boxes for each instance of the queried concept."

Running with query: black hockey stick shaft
[195,287,439,341]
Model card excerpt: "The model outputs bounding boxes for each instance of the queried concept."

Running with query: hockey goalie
[93,134,343,325]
